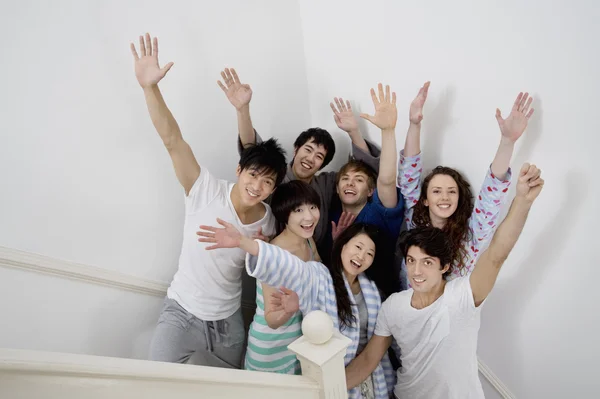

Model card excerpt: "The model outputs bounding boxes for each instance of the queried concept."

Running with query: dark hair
[329,223,389,328]
[239,138,287,187]
[336,159,377,191]
[398,226,454,279]
[412,166,473,274]
[271,181,321,234]
[293,128,336,170]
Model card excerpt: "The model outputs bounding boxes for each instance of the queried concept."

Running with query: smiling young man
[344,163,544,398]
[131,34,287,368]
[218,68,382,252]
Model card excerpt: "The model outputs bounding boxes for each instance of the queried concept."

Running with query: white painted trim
[0,246,514,398]
[478,358,516,399]
[0,246,169,297]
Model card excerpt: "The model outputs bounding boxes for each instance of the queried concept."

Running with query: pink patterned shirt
[397,150,511,279]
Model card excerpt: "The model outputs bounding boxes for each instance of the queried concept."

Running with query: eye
[341,176,348,181]
[305,147,312,153]
[294,208,303,213]
[316,154,324,160]
[433,189,440,194]
[310,205,317,210]
[424,260,432,266]
[367,252,375,258]
[249,172,256,177]
[355,245,362,250]
[407,258,414,264]
[357,178,364,183]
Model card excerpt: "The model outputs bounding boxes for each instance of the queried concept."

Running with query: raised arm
[404,81,430,157]
[492,92,534,180]
[218,68,256,148]
[197,219,322,313]
[131,33,200,195]
[360,83,398,208]
[397,82,430,224]
[470,163,544,306]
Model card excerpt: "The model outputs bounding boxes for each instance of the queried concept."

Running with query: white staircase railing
[0,311,352,399]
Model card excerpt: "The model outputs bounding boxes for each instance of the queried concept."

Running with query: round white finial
[301,310,333,344]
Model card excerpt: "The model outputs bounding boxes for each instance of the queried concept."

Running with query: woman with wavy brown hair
[397,82,534,286]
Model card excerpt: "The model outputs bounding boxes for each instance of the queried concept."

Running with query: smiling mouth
[350,260,362,269]
[300,162,313,170]
[300,222,315,231]
[413,278,425,284]
[343,189,357,195]
[437,204,451,209]
[246,188,259,198]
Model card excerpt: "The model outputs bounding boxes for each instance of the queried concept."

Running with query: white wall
[0,0,310,357]
[298,0,599,397]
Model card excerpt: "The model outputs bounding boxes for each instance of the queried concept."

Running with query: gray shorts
[149,297,245,369]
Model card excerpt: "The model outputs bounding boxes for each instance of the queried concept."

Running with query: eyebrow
[431,186,457,189]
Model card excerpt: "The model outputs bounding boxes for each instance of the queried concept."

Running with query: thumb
[334,114,341,124]
[519,163,531,177]
[360,113,374,123]
[161,62,174,76]
[216,217,230,228]
[331,221,337,231]
[495,108,503,123]
[279,287,295,295]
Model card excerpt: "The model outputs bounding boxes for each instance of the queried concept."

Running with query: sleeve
[447,277,483,314]
[464,167,512,273]
[352,139,381,174]
[371,188,405,237]
[374,297,394,337]
[236,129,262,155]
[185,167,223,214]
[397,150,423,228]
[246,240,322,314]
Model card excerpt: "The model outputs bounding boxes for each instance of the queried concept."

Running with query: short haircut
[271,181,320,228]
[239,138,287,186]
[397,226,454,279]
[336,159,377,190]
[293,128,336,169]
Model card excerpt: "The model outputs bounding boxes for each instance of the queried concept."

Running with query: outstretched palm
[361,83,397,130]
[496,92,534,143]
[197,218,242,250]
[409,81,430,124]
[130,33,173,88]
[330,97,359,133]
[217,68,252,110]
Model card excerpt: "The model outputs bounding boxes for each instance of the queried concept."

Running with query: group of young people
[131,33,544,399]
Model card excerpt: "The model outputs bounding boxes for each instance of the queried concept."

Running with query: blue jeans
[149,297,245,368]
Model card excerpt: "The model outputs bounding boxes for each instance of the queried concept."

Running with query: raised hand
[330,97,359,134]
[197,218,242,250]
[496,92,534,143]
[217,68,252,110]
[270,287,300,319]
[130,33,174,89]
[516,163,544,203]
[360,83,397,131]
[409,81,430,125]
[331,211,357,241]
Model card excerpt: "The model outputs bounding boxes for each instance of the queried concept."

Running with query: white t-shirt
[167,167,276,321]
[375,277,484,399]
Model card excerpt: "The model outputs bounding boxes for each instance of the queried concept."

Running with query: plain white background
[0,0,598,397]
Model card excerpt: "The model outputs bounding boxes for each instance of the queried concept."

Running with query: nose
[413,263,422,275]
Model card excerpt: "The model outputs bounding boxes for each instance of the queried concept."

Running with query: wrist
[409,120,421,127]
[236,104,250,114]
[382,127,396,135]
[513,196,534,209]
[346,128,362,138]
[499,136,516,147]
[142,84,158,93]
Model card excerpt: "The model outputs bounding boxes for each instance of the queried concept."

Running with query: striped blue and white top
[246,240,396,399]
[244,239,314,375]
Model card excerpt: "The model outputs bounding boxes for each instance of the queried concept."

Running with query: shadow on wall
[421,85,457,169]
[88,290,163,360]
[486,169,586,396]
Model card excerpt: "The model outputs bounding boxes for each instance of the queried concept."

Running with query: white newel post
[288,310,351,399]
